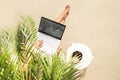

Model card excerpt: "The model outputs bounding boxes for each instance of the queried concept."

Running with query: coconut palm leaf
[0,16,81,80]
[40,53,81,80]
[15,16,39,80]
[0,30,21,80]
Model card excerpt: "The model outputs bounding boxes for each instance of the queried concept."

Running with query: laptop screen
[38,17,66,40]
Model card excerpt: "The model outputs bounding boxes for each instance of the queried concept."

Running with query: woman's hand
[33,40,43,50]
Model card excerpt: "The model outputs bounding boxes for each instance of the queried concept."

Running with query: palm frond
[40,53,81,80]
[15,16,38,80]
[0,29,21,80]
[16,16,37,56]
[0,16,82,80]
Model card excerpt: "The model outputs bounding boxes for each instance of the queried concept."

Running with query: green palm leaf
[15,16,38,80]
[0,29,21,80]
[0,16,81,80]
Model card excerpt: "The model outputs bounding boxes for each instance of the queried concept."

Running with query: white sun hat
[66,42,93,70]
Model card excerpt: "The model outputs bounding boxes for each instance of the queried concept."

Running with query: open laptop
[37,17,66,55]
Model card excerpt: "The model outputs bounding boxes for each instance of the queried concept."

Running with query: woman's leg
[56,5,70,53]
[55,5,70,24]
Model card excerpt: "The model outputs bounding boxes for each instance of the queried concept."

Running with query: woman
[34,5,70,53]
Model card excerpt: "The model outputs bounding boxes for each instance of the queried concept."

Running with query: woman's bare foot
[55,5,70,24]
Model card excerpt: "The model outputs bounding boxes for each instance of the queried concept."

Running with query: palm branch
[0,16,81,80]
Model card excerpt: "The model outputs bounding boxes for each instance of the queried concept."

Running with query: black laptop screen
[38,17,66,40]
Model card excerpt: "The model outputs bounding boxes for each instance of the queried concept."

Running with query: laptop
[37,17,66,55]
